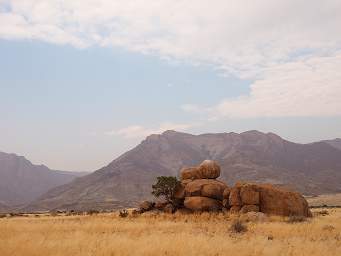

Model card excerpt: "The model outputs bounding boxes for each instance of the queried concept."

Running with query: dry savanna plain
[1,206,341,256]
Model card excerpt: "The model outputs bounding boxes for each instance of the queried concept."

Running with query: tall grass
[0,209,340,256]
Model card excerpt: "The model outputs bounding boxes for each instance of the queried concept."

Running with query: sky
[0,0,341,172]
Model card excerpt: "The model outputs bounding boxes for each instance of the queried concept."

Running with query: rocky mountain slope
[0,202,10,213]
[0,151,87,206]
[322,138,341,151]
[27,130,341,211]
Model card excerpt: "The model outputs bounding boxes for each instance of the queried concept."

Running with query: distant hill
[322,138,341,151]
[28,130,341,211]
[0,202,10,213]
[0,151,87,206]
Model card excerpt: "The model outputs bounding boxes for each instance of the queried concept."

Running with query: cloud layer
[1,0,341,123]
[184,53,341,118]
[1,0,340,76]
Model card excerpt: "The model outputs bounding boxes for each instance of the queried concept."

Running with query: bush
[316,210,329,216]
[0,213,7,218]
[119,209,129,218]
[87,209,99,215]
[151,176,180,205]
[131,209,142,216]
[286,215,306,223]
[229,219,248,233]
[50,211,58,217]
[322,225,335,231]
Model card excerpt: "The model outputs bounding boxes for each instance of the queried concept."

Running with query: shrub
[287,215,306,223]
[119,209,129,218]
[316,210,329,216]
[0,213,7,218]
[50,211,58,217]
[151,176,180,205]
[87,209,99,215]
[131,209,142,216]
[322,225,335,231]
[229,219,248,233]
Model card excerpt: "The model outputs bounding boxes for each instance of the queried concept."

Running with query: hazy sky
[1,0,341,172]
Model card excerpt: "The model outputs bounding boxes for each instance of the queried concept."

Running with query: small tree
[151,176,180,205]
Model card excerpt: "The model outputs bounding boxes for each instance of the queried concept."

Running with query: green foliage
[151,176,180,204]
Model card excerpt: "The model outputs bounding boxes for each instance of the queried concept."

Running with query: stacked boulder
[176,160,311,217]
[137,160,312,217]
[176,160,229,211]
[227,182,312,217]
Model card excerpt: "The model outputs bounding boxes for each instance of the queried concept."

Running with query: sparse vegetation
[286,215,307,223]
[229,219,248,233]
[119,209,129,218]
[315,210,329,216]
[0,209,340,256]
[87,209,100,215]
[151,176,180,205]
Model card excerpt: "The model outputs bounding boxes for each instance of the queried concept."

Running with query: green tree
[151,176,180,204]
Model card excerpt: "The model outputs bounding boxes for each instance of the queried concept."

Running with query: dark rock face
[28,130,341,211]
[184,196,222,211]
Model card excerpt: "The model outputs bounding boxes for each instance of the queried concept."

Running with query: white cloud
[1,0,341,77]
[106,122,195,139]
[1,0,341,118]
[181,104,201,113]
[184,53,341,118]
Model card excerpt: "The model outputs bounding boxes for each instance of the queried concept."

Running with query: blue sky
[1,1,341,171]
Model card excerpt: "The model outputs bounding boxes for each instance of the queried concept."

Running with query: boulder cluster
[177,160,227,211]
[227,182,312,217]
[138,160,312,217]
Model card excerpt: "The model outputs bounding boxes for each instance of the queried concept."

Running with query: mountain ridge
[27,130,341,211]
[0,151,88,206]
[322,138,341,151]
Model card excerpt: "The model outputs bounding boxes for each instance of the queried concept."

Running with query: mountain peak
[0,151,84,206]
[24,131,341,211]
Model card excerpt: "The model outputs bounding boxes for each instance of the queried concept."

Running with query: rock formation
[138,160,312,217]
[227,182,312,217]
[179,160,228,211]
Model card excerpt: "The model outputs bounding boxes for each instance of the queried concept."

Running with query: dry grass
[307,193,341,207]
[0,209,341,256]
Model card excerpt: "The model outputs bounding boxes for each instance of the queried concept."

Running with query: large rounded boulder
[229,182,312,217]
[257,184,312,217]
[185,179,228,200]
[198,160,221,179]
[180,160,221,180]
[229,187,242,206]
[184,196,222,211]
[180,167,201,180]
[240,184,260,205]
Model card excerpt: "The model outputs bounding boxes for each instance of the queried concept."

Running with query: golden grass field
[1,208,341,256]
[307,193,341,207]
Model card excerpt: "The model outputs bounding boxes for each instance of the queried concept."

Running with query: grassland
[0,208,341,256]
[307,193,341,207]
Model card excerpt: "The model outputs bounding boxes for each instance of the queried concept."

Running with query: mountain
[27,130,341,211]
[0,151,87,206]
[0,202,10,213]
[322,138,341,151]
